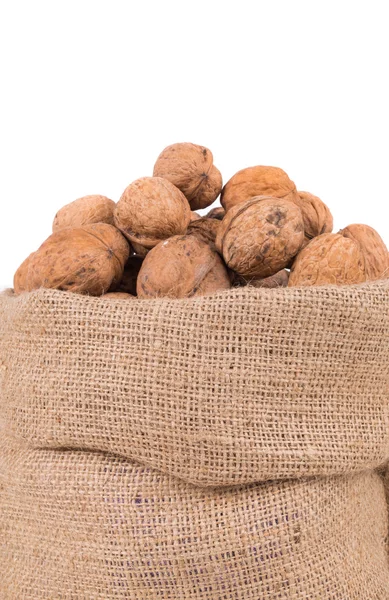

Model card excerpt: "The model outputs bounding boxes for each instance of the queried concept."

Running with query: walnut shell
[115,255,143,296]
[288,233,365,287]
[131,241,149,258]
[216,196,304,279]
[137,235,231,299]
[153,143,222,211]
[247,270,290,289]
[187,217,220,248]
[14,224,130,295]
[221,166,298,213]
[114,177,190,249]
[339,224,388,281]
[102,292,135,299]
[206,206,225,221]
[294,191,333,247]
[53,195,116,232]
[190,212,201,221]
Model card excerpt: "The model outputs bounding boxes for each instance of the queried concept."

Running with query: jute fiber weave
[1,282,389,598]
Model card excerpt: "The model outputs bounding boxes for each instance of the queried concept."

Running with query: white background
[0,1,388,289]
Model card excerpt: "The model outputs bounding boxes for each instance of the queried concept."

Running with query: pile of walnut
[14,142,389,299]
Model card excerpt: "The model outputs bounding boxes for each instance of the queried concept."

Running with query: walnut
[153,143,222,210]
[339,224,388,281]
[206,206,225,221]
[137,234,231,299]
[187,217,220,248]
[294,191,333,247]
[216,196,304,279]
[247,270,290,288]
[288,233,365,287]
[53,195,116,232]
[102,292,135,299]
[221,166,298,213]
[131,241,149,258]
[14,224,130,295]
[114,255,143,296]
[114,177,191,249]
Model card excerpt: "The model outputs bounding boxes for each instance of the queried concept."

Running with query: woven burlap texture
[1,284,389,486]
[1,283,389,598]
[1,431,388,600]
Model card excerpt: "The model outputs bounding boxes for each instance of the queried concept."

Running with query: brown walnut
[206,206,225,221]
[247,270,290,288]
[14,224,130,296]
[294,191,333,247]
[114,255,144,296]
[153,143,222,211]
[216,196,304,279]
[221,166,298,213]
[102,292,135,299]
[187,217,220,248]
[53,195,116,232]
[289,233,365,287]
[137,234,231,299]
[114,177,190,249]
[339,224,388,281]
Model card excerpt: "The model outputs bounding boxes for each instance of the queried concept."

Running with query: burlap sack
[1,282,389,598]
[384,463,389,553]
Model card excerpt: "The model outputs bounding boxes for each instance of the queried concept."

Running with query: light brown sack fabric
[1,283,389,598]
[383,463,389,553]
[1,283,389,487]
[1,433,389,600]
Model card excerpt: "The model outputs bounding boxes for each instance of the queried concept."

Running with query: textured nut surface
[221,166,298,213]
[294,191,333,246]
[115,255,143,296]
[102,292,135,299]
[247,269,290,289]
[216,197,304,278]
[206,206,225,221]
[190,212,201,221]
[114,177,191,248]
[289,233,365,287]
[137,235,231,299]
[339,224,388,281]
[14,224,130,295]
[53,195,116,232]
[187,217,220,248]
[153,143,222,210]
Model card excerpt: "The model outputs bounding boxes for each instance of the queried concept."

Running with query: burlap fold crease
[1,283,389,599]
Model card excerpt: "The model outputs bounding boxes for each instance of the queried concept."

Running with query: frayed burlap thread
[1,283,389,598]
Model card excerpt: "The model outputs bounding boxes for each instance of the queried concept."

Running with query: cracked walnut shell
[288,233,365,287]
[114,177,191,249]
[137,234,231,299]
[221,166,299,213]
[216,196,304,279]
[153,143,222,211]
